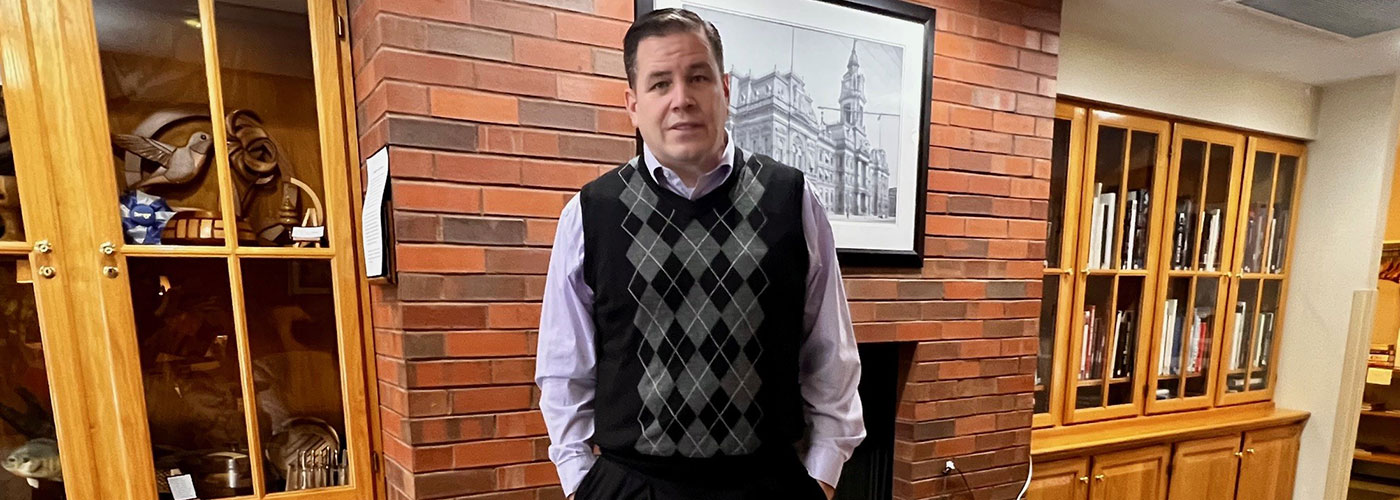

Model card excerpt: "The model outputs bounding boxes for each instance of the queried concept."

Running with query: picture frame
[635,0,935,267]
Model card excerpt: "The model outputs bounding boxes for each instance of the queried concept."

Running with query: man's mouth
[669,122,703,131]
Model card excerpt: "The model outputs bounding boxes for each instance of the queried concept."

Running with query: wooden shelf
[236,246,335,258]
[1360,410,1400,419]
[119,245,335,258]
[1076,377,1131,386]
[0,241,31,253]
[1033,405,1308,460]
[1355,449,1400,466]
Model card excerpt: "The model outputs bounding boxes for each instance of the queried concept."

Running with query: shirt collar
[641,137,737,189]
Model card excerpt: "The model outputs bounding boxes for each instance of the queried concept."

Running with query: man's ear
[625,85,639,128]
[722,72,731,101]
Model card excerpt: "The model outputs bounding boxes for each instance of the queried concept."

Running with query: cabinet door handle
[1094,474,1105,481]
[34,240,52,254]
[1079,476,1089,484]
[1246,448,1256,455]
[1235,451,1244,458]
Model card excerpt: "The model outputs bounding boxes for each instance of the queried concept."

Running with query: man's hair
[622,8,724,89]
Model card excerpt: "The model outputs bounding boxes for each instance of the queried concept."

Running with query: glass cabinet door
[1218,137,1304,406]
[1064,111,1170,424]
[81,0,369,498]
[1035,103,1086,428]
[1145,125,1244,414]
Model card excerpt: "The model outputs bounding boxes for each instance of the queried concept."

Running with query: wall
[1273,74,1400,500]
[348,0,1063,498]
[1056,31,1319,140]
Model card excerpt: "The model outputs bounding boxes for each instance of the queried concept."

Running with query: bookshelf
[1033,102,1307,429]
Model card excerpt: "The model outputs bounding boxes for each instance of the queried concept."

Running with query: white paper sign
[168,473,197,500]
[1367,367,1393,385]
[362,147,390,278]
[292,226,326,241]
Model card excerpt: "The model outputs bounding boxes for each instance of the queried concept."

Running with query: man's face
[625,30,730,169]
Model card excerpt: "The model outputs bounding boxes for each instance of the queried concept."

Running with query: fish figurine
[3,438,62,488]
[113,131,214,189]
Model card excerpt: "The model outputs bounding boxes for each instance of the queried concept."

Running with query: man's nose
[669,84,697,111]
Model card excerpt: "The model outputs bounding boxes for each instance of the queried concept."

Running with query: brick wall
[348,0,1061,498]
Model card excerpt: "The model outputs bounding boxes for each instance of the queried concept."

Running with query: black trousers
[575,447,827,500]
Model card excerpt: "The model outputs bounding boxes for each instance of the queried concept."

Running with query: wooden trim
[308,0,374,495]
[0,241,31,253]
[1056,96,1309,144]
[1036,105,1086,429]
[198,0,240,250]
[237,246,338,258]
[1033,405,1307,461]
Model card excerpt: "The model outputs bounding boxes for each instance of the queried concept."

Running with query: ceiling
[1062,0,1400,86]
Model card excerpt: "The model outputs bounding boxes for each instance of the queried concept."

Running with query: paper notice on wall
[1367,367,1393,385]
[362,147,389,278]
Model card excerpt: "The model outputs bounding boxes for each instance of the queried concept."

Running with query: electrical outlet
[943,460,956,475]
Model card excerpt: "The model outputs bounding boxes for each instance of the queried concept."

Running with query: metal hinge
[336,15,347,39]
[370,450,380,475]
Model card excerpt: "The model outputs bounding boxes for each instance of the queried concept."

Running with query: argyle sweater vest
[580,148,809,459]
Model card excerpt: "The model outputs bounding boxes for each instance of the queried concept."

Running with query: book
[1270,209,1289,273]
[1172,199,1195,270]
[1123,191,1139,270]
[1101,192,1117,268]
[1185,310,1201,373]
[1132,190,1150,268]
[1230,301,1248,370]
[1254,311,1275,367]
[1089,183,1104,269]
[1115,310,1136,378]
[1159,299,1179,376]
[1081,306,1096,379]
[1202,208,1221,271]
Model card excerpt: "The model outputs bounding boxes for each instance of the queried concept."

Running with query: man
[535,8,864,500]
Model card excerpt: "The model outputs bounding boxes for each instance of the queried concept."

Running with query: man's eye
[652,81,671,91]
[691,75,709,83]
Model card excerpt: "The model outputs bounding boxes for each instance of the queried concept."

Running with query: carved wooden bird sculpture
[112,131,214,189]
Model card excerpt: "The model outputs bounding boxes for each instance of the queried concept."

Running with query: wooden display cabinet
[0,0,377,499]
[1035,102,1087,429]
[1062,110,1170,424]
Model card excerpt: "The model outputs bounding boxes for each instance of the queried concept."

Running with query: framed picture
[636,0,935,267]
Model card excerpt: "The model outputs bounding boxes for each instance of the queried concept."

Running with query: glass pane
[1088,126,1126,270]
[1169,140,1205,271]
[1269,156,1299,274]
[127,257,251,499]
[0,59,23,242]
[0,257,63,499]
[1047,119,1072,268]
[214,1,328,248]
[1106,276,1143,406]
[1226,279,1262,393]
[1242,152,1277,273]
[1200,145,1234,272]
[1075,275,1113,410]
[1184,278,1220,398]
[1156,277,1190,400]
[93,0,228,246]
[1251,279,1283,390]
[1122,132,1157,271]
[240,259,347,492]
[1035,275,1060,415]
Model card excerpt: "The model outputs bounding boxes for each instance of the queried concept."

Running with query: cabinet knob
[100,241,116,255]
[1235,451,1244,458]
[1079,476,1089,484]
[38,266,56,279]
[1246,448,1256,455]
[102,266,120,278]
[34,240,51,254]
[1094,474,1105,481]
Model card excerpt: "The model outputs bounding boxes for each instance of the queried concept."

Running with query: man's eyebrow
[645,69,673,82]
[687,62,715,73]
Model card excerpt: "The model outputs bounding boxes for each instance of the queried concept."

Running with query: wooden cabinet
[1034,100,1307,429]
[1090,446,1170,500]
[1236,426,1302,500]
[0,0,375,499]
[1168,436,1242,500]
[1032,411,1305,500]
[1030,457,1091,500]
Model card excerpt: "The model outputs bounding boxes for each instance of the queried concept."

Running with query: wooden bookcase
[0,0,378,499]
[1034,101,1307,429]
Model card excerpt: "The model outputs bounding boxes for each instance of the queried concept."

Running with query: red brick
[486,303,542,328]
[595,0,632,21]
[965,217,1008,238]
[1014,136,1053,159]
[408,360,493,388]
[497,461,560,489]
[515,36,594,73]
[949,105,994,130]
[558,74,628,106]
[482,187,570,217]
[525,219,559,245]
[485,248,551,273]
[380,0,473,24]
[992,112,1036,136]
[1019,49,1058,76]
[435,153,524,184]
[400,304,489,329]
[495,410,548,438]
[597,108,635,136]
[453,439,536,467]
[412,443,455,472]
[557,12,630,48]
[396,244,487,273]
[475,62,558,98]
[365,49,476,90]
[451,386,534,414]
[473,0,555,35]
[970,130,1014,154]
[521,160,604,189]
[393,181,482,214]
[444,331,533,357]
[389,147,435,179]
[944,281,987,299]
[430,87,519,124]
[478,126,561,157]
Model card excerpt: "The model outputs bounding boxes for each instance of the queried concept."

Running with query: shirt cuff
[556,453,598,497]
[802,443,848,488]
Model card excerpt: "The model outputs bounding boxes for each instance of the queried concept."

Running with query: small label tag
[169,473,198,500]
[292,226,326,241]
